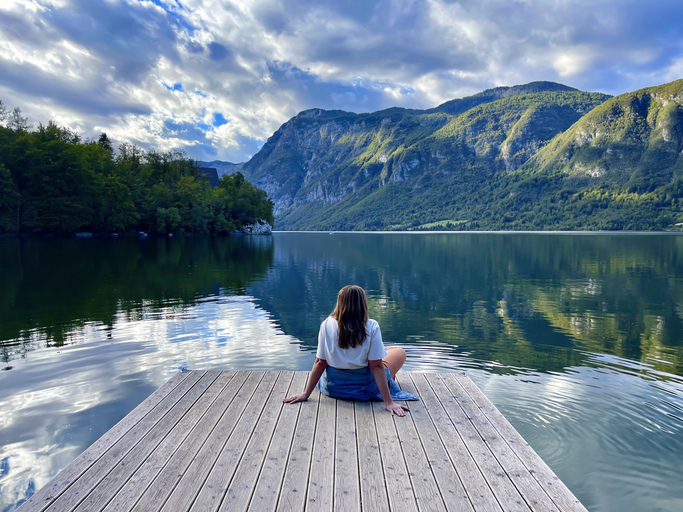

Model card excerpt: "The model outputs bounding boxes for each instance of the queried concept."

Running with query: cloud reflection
[0,295,310,511]
[472,361,683,512]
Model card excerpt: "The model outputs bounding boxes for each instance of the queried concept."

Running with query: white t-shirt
[315,316,387,369]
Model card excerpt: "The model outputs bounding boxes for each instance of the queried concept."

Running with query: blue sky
[1,0,682,163]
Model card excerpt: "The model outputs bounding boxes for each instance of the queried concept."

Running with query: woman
[282,285,417,416]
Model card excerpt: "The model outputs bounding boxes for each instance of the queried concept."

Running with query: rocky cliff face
[524,80,683,187]
[240,82,610,229]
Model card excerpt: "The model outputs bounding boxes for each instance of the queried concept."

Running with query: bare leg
[382,347,406,380]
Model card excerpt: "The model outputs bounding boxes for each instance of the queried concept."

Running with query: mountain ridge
[240,79,683,230]
[198,160,243,177]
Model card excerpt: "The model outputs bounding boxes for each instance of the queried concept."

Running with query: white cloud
[665,57,683,83]
[0,0,682,162]
[552,46,595,76]
[0,0,49,12]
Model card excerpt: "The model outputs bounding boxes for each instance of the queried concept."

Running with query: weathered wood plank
[247,372,309,512]
[101,371,239,512]
[453,375,588,512]
[44,370,207,512]
[354,401,389,512]
[418,374,530,512]
[128,371,255,512]
[72,370,226,512]
[372,400,418,512]
[218,371,295,512]
[391,375,446,512]
[276,385,320,512]
[306,390,337,511]
[397,374,472,512]
[18,371,190,512]
[21,371,587,512]
[417,374,503,512]
[186,371,279,512]
[334,398,360,512]
[149,371,266,512]
[439,374,560,512]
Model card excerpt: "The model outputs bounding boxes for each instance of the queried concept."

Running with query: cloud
[0,0,682,162]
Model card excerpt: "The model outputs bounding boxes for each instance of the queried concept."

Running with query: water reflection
[252,233,683,376]
[475,361,683,512]
[1,233,683,511]
[0,236,274,362]
[0,296,309,510]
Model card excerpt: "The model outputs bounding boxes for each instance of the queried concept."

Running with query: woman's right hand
[282,393,308,404]
[386,401,409,416]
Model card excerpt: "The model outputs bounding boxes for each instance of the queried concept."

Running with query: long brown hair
[331,285,369,349]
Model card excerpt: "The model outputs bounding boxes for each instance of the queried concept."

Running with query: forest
[0,101,274,236]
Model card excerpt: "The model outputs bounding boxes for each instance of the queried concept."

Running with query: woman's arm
[368,359,409,416]
[282,358,328,403]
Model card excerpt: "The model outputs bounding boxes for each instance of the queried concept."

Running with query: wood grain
[372,400,418,512]
[19,371,587,512]
[355,400,389,512]
[333,399,360,512]
[18,371,190,512]
[306,391,336,511]
[218,371,295,512]
[247,372,309,512]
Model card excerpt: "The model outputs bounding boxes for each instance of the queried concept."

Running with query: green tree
[0,100,7,127]
[99,175,138,232]
[97,132,114,154]
[7,107,29,131]
[10,123,96,233]
[0,163,19,232]
[0,104,274,235]
[156,207,181,233]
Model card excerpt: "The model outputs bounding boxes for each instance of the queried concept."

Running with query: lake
[1,232,682,511]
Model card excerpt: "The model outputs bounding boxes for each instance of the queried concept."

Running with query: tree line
[0,101,274,235]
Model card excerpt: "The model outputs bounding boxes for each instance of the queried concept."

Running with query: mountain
[198,160,243,177]
[523,80,683,186]
[241,80,683,231]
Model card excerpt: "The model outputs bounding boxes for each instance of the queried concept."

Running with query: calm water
[1,233,683,511]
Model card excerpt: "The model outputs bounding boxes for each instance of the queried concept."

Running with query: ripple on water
[389,334,683,512]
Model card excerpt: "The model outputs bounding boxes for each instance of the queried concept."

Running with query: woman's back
[283,284,413,416]
[316,317,386,369]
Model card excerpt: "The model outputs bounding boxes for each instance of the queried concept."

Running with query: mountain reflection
[3,233,683,377]
[250,233,683,377]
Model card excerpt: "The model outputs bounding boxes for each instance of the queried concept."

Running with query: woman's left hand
[386,402,410,416]
[282,393,308,404]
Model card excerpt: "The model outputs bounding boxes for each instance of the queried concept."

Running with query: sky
[1,0,683,163]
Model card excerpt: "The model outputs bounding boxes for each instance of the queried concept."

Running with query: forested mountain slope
[242,79,683,231]
[241,82,609,229]
[524,80,683,186]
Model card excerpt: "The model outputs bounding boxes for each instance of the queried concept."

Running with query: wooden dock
[18,371,587,512]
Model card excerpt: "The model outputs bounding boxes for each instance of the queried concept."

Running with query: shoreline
[272,229,683,235]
